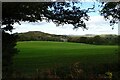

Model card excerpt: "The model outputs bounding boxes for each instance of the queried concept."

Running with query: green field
[13,41,118,74]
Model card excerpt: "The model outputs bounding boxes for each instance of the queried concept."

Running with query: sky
[12,2,118,35]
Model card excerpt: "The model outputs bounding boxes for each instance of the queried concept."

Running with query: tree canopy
[100,1,120,28]
[2,2,120,32]
[0,2,104,31]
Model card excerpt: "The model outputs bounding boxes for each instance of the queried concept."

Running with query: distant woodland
[15,31,119,45]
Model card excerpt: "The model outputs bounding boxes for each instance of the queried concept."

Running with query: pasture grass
[13,41,118,74]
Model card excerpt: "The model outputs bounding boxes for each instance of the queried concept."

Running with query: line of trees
[16,31,119,45]
[68,35,120,45]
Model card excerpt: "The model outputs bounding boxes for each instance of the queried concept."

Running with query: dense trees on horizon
[16,31,119,45]
[68,35,119,45]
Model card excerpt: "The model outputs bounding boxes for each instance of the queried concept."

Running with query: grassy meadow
[13,41,118,75]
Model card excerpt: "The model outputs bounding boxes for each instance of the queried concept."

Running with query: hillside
[16,31,68,42]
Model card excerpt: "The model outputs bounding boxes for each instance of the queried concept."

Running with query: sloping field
[13,41,118,74]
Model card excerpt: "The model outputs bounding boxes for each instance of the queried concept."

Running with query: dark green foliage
[2,31,18,79]
[78,37,88,43]
[118,35,120,45]
[68,35,119,45]
[67,37,80,43]
[92,35,103,45]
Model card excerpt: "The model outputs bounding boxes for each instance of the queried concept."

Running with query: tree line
[68,35,120,45]
[16,31,119,45]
